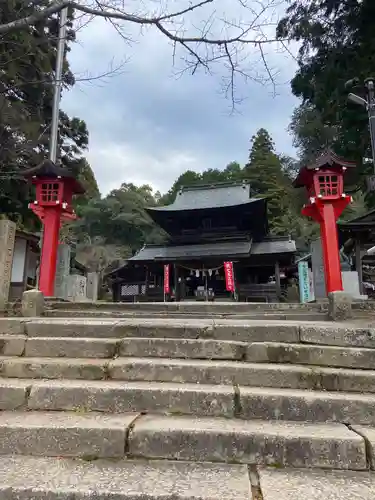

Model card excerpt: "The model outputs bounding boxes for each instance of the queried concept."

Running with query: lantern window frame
[312,169,344,200]
[36,180,64,206]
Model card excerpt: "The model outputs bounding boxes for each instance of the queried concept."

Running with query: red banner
[224,261,235,292]
[164,264,170,294]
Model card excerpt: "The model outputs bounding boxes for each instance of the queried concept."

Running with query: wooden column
[112,283,120,302]
[275,261,281,301]
[144,265,149,299]
[173,264,180,302]
[355,239,364,295]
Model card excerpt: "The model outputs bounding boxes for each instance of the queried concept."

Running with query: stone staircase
[45,299,331,321]
[1,314,375,498]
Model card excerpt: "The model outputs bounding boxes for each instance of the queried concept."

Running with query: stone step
[300,323,375,347]
[0,356,108,380]
[48,300,325,312]
[0,411,366,468]
[0,455,251,500]
[21,336,248,360]
[3,356,375,393]
[247,342,375,369]
[107,357,375,393]
[258,467,375,499]
[129,414,366,469]
[0,379,30,409]
[4,318,375,347]
[6,318,375,347]
[2,378,375,425]
[27,380,236,417]
[6,335,375,370]
[46,309,327,322]
[0,335,26,356]
[24,336,119,359]
[0,411,137,458]
[21,317,302,342]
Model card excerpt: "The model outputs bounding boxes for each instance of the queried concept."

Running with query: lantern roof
[293,149,356,188]
[23,159,85,194]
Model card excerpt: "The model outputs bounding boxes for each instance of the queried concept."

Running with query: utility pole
[347,77,375,173]
[37,6,68,289]
[364,78,375,173]
[50,6,68,163]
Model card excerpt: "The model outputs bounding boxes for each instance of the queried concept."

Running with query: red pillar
[319,203,343,293]
[302,196,351,295]
[38,207,61,297]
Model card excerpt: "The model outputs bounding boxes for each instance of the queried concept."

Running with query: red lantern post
[24,160,85,297]
[293,150,356,294]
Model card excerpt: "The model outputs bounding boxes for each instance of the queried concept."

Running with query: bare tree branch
[0,0,284,45]
[0,0,216,35]
[258,42,276,93]
[0,0,289,109]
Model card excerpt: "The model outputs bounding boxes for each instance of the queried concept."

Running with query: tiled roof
[148,183,264,212]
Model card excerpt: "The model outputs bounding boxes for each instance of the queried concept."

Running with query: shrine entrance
[108,182,296,302]
[174,264,228,301]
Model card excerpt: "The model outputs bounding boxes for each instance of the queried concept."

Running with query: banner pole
[164,263,170,302]
[232,262,238,301]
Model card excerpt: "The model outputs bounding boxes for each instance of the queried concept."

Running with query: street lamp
[346,77,375,173]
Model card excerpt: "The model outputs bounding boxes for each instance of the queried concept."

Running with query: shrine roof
[129,240,253,261]
[339,208,375,230]
[127,237,296,262]
[148,181,262,212]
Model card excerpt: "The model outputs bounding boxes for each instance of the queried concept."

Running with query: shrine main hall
[109,181,296,302]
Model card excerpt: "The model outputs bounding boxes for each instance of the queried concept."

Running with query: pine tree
[243,129,294,228]
[248,128,275,164]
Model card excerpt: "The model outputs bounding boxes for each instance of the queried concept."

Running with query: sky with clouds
[62,0,300,196]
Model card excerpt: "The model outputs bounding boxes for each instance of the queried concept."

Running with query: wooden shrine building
[109,182,296,302]
[339,208,375,297]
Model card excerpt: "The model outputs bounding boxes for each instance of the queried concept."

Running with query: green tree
[243,129,294,225]
[242,128,316,244]
[75,237,131,299]
[0,1,90,228]
[339,192,368,222]
[159,170,202,206]
[71,157,100,209]
[289,104,338,165]
[248,129,275,167]
[73,183,165,251]
[223,162,242,180]
[278,0,375,203]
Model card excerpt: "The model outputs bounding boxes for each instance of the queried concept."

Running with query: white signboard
[298,261,314,303]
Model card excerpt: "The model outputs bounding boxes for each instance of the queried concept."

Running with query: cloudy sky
[62,0,300,196]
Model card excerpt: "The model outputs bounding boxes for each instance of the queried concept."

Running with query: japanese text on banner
[298,261,312,303]
[224,261,235,292]
[164,264,170,294]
